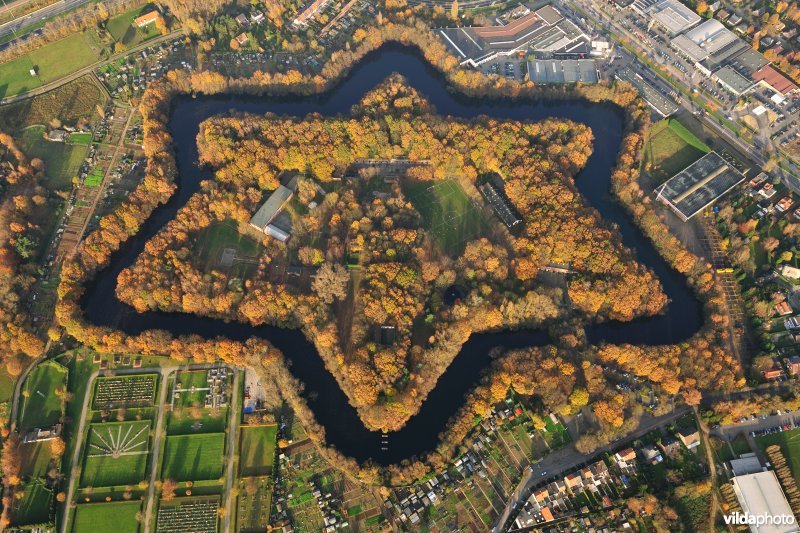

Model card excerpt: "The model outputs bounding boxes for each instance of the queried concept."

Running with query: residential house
[780,265,800,279]
[659,435,681,458]
[784,355,800,376]
[762,363,783,380]
[235,13,249,26]
[776,196,794,212]
[564,472,583,490]
[133,10,159,27]
[233,33,250,47]
[251,11,265,24]
[677,427,701,450]
[615,448,637,467]
[640,445,663,465]
[775,300,793,316]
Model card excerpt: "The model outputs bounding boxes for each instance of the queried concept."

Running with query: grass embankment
[644,118,710,184]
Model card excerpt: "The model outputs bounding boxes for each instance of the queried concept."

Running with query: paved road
[222,368,241,533]
[492,406,691,532]
[141,366,175,533]
[8,348,48,433]
[0,0,90,39]
[0,29,184,105]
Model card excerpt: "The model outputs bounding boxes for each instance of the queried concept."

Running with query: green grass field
[195,221,263,276]
[0,369,16,402]
[173,370,213,407]
[72,501,141,533]
[69,132,94,145]
[80,421,151,487]
[12,481,52,526]
[107,5,160,47]
[18,360,68,431]
[644,119,710,184]
[20,440,55,478]
[403,179,486,256]
[0,32,105,98]
[239,425,277,477]
[161,433,225,481]
[756,427,800,486]
[17,126,88,190]
[167,407,228,435]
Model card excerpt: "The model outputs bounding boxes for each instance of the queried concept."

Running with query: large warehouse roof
[655,151,745,220]
[651,0,701,35]
[439,5,589,67]
[528,59,598,83]
[673,19,738,61]
[731,471,798,533]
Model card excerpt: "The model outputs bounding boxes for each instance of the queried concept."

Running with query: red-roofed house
[775,301,793,316]
[133,10,159,28]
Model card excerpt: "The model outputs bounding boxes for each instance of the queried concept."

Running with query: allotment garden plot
[81,420,152,487]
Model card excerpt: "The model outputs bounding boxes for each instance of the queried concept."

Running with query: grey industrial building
[527,59,598,83]
[438,5,592,67]
[655,151,746,221]
[249,174,299,242]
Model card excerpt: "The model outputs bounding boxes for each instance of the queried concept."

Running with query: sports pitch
[161,433,225,481]
[403,179,486,256]
[80,421,151,487]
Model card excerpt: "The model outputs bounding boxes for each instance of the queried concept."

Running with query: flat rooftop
[528,59,598,83]
[439,5,587,65]
[651,0,701,34]
[732,471,799,533]
[616,67,679,117]
[656,151,745,220]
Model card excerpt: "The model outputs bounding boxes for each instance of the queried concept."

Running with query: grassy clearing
[0,76,104,132]
[72,501,142,533]
[644,119,710,184]
[17,125,88,190]
[107,5,160,47]
[161,433,225,481]
[756,427,800,486]
[0,32,105,98]
[239,425,277,477]
[403,179,486,256]
[11,480,52,526]
[0,369,16,402]
[69,131,94,145]
[173,370,213,407]
[194,220,262,276]
[80,421,151,487]
[19,360,68,431]
[167,407,228,435]
[20,440,54,478]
